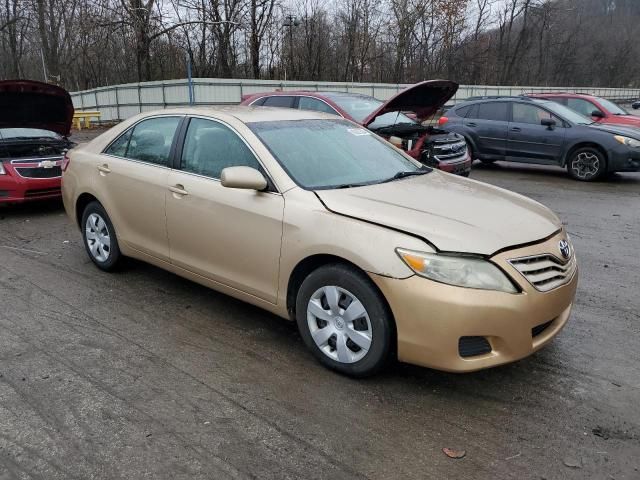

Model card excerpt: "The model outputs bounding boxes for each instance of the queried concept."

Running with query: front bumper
[437,152,472,176]
[608,147,640,172]
[370,231,578,372]
[0,158,62,203]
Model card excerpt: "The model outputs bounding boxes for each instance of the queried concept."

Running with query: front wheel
[81,201,123,271]
[295,264,393,377]
[567,147,606,181]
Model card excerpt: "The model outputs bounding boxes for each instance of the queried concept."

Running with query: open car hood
[0,80,74,136]
[362,80,458,127]
[315,171,561,256]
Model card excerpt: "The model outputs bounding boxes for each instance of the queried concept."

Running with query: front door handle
[97,164,111,174]
[169,184,188,196]
[510,127,522,132]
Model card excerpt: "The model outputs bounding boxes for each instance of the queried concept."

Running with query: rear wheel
[295,264,393,377]
[81,201,122,271]
[567,147,606,181]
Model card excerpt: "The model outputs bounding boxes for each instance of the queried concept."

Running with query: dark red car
[528,93,640,129]
[0,80,74,204]
[241,80,472,176]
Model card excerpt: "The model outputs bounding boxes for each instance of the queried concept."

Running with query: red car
[240,80,472,176]
[0,80,74,204]
[528,93,640,129]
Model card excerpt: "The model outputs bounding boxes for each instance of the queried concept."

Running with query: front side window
[566,98,601,117]
[298,97,339,115]
[477,102,509,122]
[180,118,261,179]
[249,119,424,189]
[512,103,562,125]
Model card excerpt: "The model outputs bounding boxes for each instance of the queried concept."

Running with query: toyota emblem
[558,239,570,259]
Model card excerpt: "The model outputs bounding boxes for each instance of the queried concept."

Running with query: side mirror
[541,118,556,129]
[591,110,605,119]
[220,166,268,191]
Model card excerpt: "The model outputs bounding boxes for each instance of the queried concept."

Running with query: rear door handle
[97,164,111,174]
[169,184,188,196]
[466,122,477,127]
[510,127,522,132]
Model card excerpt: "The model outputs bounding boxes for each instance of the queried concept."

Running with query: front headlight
[614,135,640,148]
[396,248,518,293]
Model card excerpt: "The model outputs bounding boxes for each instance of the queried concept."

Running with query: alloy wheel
[571,151,600,180]
[306,285,372,364]
[85,213,111,262]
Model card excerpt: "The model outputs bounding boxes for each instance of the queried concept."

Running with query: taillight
[438,116,449,126]
[62,153,71,172]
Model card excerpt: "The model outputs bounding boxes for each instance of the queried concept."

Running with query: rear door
[507,102,566,164]
[165,116,284,303]
[99,115,182,261]
[463,102,509,160]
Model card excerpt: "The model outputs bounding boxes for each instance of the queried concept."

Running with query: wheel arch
[75,192,100,227]
[285,254,397,352]
[562,142,609,169]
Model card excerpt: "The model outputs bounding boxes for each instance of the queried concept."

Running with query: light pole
[282,14,299,81]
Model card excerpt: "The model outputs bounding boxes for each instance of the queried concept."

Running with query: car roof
[455,97,553,106]
[530,92,596,98]
[139,105,341,123]
[249,90,373,100]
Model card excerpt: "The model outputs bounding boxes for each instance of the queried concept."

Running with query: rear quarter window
[263,96,296,108]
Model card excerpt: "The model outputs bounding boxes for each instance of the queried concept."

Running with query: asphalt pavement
[0,130,639,479]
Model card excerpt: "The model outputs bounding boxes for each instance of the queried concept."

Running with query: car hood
[361,80,458,127]
[0,80,74,136]
[590,122,640,138]
[315,172,561,256]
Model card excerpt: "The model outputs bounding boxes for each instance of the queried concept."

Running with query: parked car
[442,96,640,181]
[62,106,577,377]
[632,100,640,110]
[0,80,74,203]
[240,80,472,176]
[528,92,640,129]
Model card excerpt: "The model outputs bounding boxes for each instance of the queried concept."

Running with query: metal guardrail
[70,78,640,122]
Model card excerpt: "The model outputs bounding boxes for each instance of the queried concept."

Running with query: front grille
[532,320,554,337]
[509,253,576,292]
[15,166,62,178]
[24,187,61,198]
[459,336,492,357]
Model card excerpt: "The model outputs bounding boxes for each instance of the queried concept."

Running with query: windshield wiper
[380,168,429,183]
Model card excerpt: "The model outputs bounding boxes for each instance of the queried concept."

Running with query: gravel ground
[0,127,639,479]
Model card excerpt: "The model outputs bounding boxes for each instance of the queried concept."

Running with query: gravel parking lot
[1,128,639,479]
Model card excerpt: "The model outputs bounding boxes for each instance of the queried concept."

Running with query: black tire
[81,201,123,271]
[295,263,393,377]
[566,147,607,181]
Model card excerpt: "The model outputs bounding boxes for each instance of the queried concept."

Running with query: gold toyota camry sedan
[62,106,578,377]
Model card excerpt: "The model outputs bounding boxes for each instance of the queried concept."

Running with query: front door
[165,117,284,303]
[507,103,566,164]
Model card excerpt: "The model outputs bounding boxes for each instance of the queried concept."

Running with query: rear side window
[477,102,508,122]
[124,117,181,166]
[454,105,472,117]
[251,97,267,106]
[105,130,132,157]
[263,96,296,108]
[298,97,339,115]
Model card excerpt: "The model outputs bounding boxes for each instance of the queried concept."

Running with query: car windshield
[0,128,60,140]
[248,119,426,189]
[596,97,629,115]
[328,95,417,129]
[541,102,594,125]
